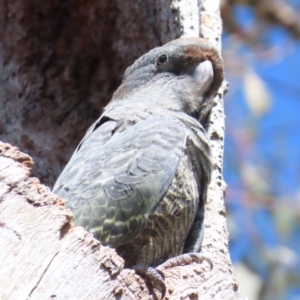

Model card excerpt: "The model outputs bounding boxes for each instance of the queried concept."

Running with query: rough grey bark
[0,0,244,299]
[0,0,182,185]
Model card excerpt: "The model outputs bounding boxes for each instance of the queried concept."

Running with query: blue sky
[222,3,300,298]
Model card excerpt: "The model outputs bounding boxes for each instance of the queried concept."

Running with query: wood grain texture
[0,142,135,300]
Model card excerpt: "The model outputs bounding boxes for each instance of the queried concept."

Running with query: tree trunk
[0,0,244,299]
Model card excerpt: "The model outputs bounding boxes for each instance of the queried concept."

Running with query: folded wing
[53,115,187,247]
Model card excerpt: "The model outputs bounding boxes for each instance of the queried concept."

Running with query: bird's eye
[156,54,168,66]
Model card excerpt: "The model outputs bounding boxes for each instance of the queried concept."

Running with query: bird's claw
[132,254,212,299]
[157,252,213,271]
[133,264,166,299]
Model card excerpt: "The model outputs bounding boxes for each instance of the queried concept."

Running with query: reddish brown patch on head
[169,37,224,96]
[170,38,224,96]
[183,45,204,68]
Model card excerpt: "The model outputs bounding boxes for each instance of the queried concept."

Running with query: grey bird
[53,37,224,295]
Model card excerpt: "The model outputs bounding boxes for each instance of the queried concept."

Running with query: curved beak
[192,60,214,95]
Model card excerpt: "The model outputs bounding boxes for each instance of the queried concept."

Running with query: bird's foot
[133,254,212,299]
[133,263,166,299]
[157,252,213,271]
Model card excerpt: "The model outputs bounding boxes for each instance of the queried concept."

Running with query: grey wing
[53,115,187,247]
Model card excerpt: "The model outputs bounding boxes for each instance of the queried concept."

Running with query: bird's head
[113,37,224,126]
